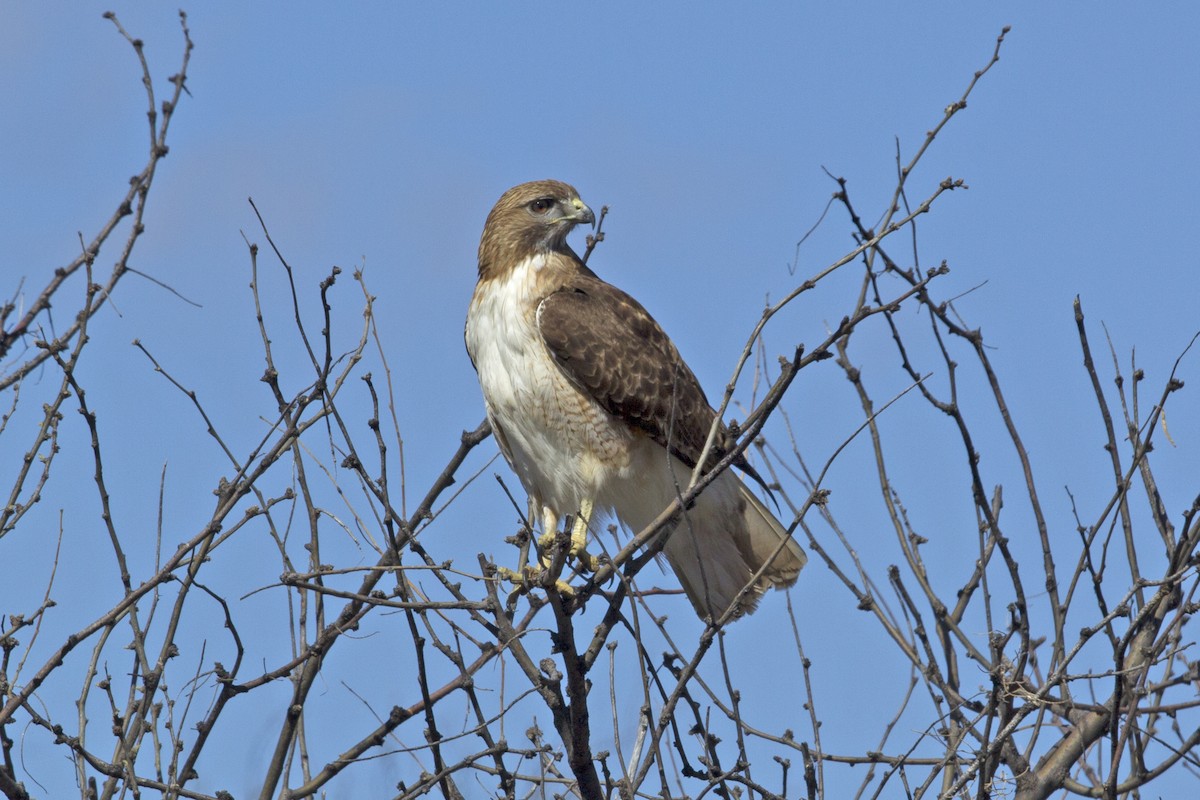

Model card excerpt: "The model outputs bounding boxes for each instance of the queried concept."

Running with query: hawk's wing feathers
[540,275,719,470]
[538,273,770,491]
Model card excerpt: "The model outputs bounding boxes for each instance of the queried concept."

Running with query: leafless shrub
[2,18,1195,800]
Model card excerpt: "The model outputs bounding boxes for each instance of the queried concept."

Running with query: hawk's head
[477,180,595,279]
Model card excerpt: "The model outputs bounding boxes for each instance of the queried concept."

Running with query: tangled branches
[2,19,1196,800]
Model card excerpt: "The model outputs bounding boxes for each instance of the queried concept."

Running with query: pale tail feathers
[639,470,807,621]
[737,483,807,588]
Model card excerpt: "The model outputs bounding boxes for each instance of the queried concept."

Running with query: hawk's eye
[530,197,555,214]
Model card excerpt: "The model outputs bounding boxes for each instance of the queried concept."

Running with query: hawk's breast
[465,254,636,517]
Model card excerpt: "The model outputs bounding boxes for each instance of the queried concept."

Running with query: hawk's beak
[569,198,595,228]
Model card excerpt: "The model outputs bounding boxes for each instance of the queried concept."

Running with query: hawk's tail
[658,470,807,621]
[737,483,807,589]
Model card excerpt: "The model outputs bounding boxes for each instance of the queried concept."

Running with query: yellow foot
[535,529,561,564]
[495,564,574,603]
[568,498,603,572]
[495,565,533,583]
[536,525,602,572]
[496,564,538,607]
[549,578,576,598]
[568,538,602,572]
[544,499,603,570]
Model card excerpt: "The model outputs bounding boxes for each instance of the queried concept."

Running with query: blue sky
[2,3,1198,797]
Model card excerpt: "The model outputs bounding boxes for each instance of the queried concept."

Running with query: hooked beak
[568,197,595,228]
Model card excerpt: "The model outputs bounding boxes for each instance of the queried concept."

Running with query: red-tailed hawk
[465,180,806,619]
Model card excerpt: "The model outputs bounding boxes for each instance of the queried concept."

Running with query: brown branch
[1,12,193,387]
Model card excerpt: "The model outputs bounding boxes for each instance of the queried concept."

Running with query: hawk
[465,180,806,619]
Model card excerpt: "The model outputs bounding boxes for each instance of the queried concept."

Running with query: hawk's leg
[535,507,563,568]
[496,498,605,608]
[534,500,601,572]
[495,506,572,604]
[537,496,600,573]
[492,506,570,599]
[567,498,602,572]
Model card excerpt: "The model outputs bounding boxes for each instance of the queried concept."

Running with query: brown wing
[537,272,744,476]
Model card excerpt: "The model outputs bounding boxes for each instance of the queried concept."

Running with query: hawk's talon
[536,531,602,573]
[565,497,601,572]
[495,564,577,605]
[535,529,562,569]
[568,540,603,573]
[495,565,532,583]
[534,518,601,573]
[496,564,538,607]
[548,578,576,599]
